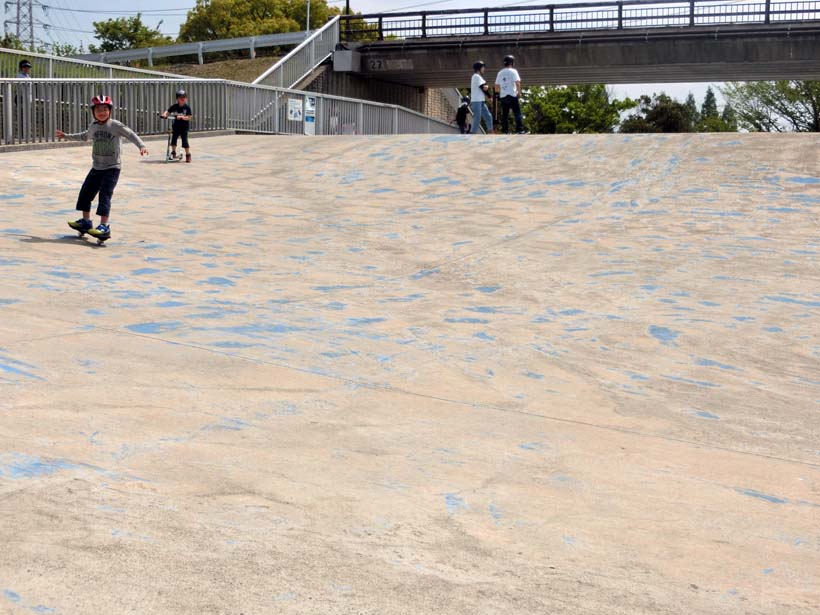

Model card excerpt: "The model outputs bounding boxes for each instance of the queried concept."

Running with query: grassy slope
[162,57,279,83]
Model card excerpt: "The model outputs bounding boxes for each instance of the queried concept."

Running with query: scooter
[158,113,184,162]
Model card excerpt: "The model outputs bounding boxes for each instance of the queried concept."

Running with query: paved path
[1,133,818,614]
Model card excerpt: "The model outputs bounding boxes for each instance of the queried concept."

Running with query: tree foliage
[179,0,341,41]
[720,81,820,132]
[620,91,737,133]
[521,84,635,134]
[620,94,691,133]
[89,14,172,53]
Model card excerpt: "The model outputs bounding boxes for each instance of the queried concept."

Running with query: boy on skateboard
[56,94,148,241]
[161,89,193,163]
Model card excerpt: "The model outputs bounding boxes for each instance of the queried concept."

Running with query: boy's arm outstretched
[116,122,149,156]
[55,128,88,141]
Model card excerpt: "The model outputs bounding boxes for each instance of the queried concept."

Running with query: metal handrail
[253,16,341,89]
[0,47,184,79]
[0,76,456,145]
[340,0,820,39]
[75,31,309,66]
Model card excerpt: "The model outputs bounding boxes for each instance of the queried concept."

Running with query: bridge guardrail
[0,47,185,79]
[341,0,820,40]
[75,31,309,67]
[0,77,456,146]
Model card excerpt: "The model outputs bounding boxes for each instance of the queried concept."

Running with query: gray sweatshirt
[64,119,146,171]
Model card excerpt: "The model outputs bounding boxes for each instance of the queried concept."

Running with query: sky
[10,0,724,105]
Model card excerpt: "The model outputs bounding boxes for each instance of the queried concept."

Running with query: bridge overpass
[335,0,820,86]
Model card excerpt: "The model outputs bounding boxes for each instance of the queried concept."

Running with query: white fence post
[3,82,13,145]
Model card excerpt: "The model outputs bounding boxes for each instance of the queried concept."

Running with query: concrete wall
[303,65,456,123]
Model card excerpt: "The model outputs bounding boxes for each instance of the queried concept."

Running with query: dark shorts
[171,123,190,148]
[76,168,121,217]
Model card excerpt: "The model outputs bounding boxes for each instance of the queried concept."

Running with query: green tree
[721,103,738,131]
[179,0,341,41]
[684,92,700,131]
[720,81,820,132]
[700,86,719,121]
[88,14,172,53]
[0,34,24,50]
[620,94,691,133]
[521,84,635,134]
[51,42,83,57]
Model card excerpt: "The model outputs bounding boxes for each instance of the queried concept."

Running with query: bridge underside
[346,23,820,87]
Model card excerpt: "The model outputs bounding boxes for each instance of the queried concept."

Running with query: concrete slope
[0,133,818,614]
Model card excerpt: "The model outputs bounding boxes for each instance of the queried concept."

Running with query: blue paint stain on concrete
[0,453,82,479]
[560,309,584,316]
[696,358,739,371]
[789,177,819,184]
[324,301,347,310]
[764,295,820,308]
[562,536,577,546]
[525,372,544,380]
[590,271,634,277]
[126,321,182,334]
[488,503,502,520]
[474,332,495,341]
[346,317,386,326]
[663,375,719,388]
[765,326,783,333]
[444,493,468,513]
[0,194,24,200]
[3,590,21,603]
[0,354,43,381]
[411,268,439,280]
[130,268,161,276]
[519,442,542,451]
[649,325,679,344]
[156,301,187,308]
[370,188,394,194]
[477,286,500,294]
[383,294,424,303]
[312,285,364,292]
[199,277,235,287]
[445,317,490,324]
[737,488,788,504]
[762,568,775,575]
[692,410,720,420]
[466,306,500,314]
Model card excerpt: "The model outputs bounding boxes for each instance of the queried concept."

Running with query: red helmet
[91,94,113,109]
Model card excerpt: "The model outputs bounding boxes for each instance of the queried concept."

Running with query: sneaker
[517,130,530,135]
[68,218,92,232]
[185,153,191,163]
[168,150,177,161]
[88,223,110,238]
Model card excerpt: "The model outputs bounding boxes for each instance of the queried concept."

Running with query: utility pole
[306,0,310,36]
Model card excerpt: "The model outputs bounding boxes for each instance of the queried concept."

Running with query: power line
[34,2,193,14]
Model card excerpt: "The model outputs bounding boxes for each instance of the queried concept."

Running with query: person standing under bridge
[470,61,493,134]
[495,55,526,135]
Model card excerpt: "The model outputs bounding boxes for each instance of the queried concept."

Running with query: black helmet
[19,60,31,69]
[503,55,515,66]
[175,89,187,97]
[472,61,485,71]
[461,96,470,104]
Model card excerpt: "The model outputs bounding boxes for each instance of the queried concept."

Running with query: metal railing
[253,17,341,89]
[75,31,309,66]
[0,47,185,79]
[0,78,456,145]
[340,0,820,40]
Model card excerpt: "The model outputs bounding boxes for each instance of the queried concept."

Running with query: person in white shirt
[495,55,526,134]
[469,61,493,134]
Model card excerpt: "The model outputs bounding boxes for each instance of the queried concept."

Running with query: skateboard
[68,221,110,245]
